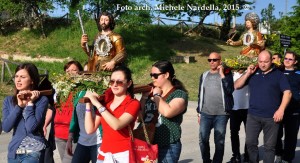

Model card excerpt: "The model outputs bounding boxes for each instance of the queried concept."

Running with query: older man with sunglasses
[196,52,234,163]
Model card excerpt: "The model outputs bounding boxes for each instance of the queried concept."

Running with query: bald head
[259,50,272,60]
[258,50,272,72]
[209,52,221,60]
[208,52,222,71]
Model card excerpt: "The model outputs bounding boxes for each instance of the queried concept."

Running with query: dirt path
[0,51,67,62]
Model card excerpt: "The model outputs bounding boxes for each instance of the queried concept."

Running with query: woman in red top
[84,66,140,163]
[54,61,83,162]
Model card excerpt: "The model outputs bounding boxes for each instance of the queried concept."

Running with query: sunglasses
[284,58,294,61]
[109,80,125,86]
[207,58,220,62]
[150,73,164,79]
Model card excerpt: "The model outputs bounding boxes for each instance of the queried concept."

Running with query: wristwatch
[153,93,162,97]
[97,106,106,114]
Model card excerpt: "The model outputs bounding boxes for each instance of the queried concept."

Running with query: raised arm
[85,91,140,131]
[85,102,101,134]
[234,65,256,89]
[153,89,188,118]
[23,95,48,133]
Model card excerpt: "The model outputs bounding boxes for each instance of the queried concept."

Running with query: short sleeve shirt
[97,95,140,160]
[154,89,188,147]
[248,68,290,118]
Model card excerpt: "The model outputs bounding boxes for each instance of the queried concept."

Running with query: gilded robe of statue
[234,30,264,58]
[87,32,126,71]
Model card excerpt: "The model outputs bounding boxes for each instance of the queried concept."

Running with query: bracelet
[97,106,106,114]
[153,93,162,97]
[86,109,91,112]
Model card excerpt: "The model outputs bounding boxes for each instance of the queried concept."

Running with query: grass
[0,21,243,119]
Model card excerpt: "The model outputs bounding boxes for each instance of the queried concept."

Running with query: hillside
[0,23,242,105]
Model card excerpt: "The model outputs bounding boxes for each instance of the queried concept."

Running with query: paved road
[1,101,300,163]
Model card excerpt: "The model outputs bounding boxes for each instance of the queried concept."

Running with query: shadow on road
[179,159,194,163]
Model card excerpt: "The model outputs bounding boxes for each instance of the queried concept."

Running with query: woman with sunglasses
[2,63,49,163]
[84,66,140,163]
[140,60,188,163]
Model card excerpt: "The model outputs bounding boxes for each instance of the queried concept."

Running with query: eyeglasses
[284,58,294,61]
[207,58,220,62]
[109,80,125,86]
[150,73,164,79]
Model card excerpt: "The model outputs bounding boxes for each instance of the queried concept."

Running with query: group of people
[1,10,189,163]
[197,50,299,163]
[1,59,188,163]
[1,10,299,163]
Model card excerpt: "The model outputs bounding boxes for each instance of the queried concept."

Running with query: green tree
[269,0,300,54]
[0,0,54,36]
[155,0,252,39]
[260,3,276,33]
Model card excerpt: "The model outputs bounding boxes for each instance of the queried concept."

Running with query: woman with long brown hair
[2,63,49,163]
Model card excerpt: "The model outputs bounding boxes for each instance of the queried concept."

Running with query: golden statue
[227,12,265,58]
[81,12,126,72]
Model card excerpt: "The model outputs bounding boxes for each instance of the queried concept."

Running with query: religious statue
[227,12,265,58]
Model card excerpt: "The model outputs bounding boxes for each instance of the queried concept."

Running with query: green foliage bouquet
[52,72,111,105]
[224,55,258,70]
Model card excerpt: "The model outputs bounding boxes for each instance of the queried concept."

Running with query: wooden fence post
[1,61,4,83]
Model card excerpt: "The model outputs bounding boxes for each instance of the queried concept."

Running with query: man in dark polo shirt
[235,50,292,163]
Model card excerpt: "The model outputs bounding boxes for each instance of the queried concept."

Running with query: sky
[49,0,298,25]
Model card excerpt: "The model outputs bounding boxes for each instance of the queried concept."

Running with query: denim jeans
[158,140,182,163]
[8,151,41,163]
[199,112,229,163]
[246,114,279,163]
[229,109,248,159]
[71,143,98,163]
[275,113,300,161]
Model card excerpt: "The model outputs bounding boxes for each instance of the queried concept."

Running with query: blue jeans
[199,113,229,163]
[71,143,98,163]
[246,114,279,163]
[158,140,182,163]
[8,151,41,163]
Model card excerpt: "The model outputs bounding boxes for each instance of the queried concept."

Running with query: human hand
[43,126,47,137]
[102,61,116,71]
[273,109,284,122]
[17,90,29,107]
[152,87,162,96]
[81,34,88,47]
[227,39,234,45]
[217,65,225,78]
[246,64,257,75]
[17,90,40,107]
[66,138,73,156]
[28,90,40,103]
[84,91,100,102]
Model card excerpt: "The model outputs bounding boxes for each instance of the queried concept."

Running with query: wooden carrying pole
[18,90,53,99]
[78,84,152,103]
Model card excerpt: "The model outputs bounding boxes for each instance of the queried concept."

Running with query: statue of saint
[227,12,265,58]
